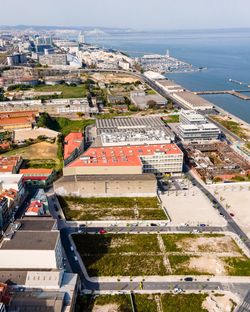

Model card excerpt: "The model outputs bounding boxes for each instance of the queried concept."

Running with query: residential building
[64,132,84,166]
[0,198,8,231]
[0,174,24,196]
[64,144,183,176]
[0,217,63,270]
[39,53,67,66]
[19,168,55,187]
[54,174,157,198]
[7,54,27,66]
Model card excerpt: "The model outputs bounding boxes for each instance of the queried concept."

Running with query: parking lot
[160,179,227,227]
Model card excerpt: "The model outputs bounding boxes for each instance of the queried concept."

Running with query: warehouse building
[94,116,175,146]
[54,174,157,198]
[63,144,183,176]
[172,91,214,110]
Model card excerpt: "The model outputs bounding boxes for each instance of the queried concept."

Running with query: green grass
[37,113,95,136]
[134,294,158,312]
[75,294,132,312]
[33,83,88,98]
[58,196,166,221]
[224,257,250,276]
[73,234,165,276]
[82,254,166,276]
[164,114,180,123]
[161,294,208,312]
[59,196,160,209]
[212,117,248,139]
[73,234,160,254]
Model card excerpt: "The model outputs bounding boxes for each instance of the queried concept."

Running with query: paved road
[237,290,250,312]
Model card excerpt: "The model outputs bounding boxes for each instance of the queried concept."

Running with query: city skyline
[1,0,250,30]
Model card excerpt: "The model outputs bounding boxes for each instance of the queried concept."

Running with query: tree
[147,100,157,110]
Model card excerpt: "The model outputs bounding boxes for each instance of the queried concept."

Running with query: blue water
[86,29,250,124]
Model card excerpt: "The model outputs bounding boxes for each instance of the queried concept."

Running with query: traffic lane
[66,226,226,234]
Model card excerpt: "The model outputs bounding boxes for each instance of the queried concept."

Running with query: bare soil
[202,294,237,312]
[188,256,227,275]
[92,304,119,312]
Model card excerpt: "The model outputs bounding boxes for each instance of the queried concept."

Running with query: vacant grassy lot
[76,294,132,312]
[135,294,208,312]
[76,293,235,312]
[73,233,249,277]
[1,141,60,169]
[37,113,95,136]
[58,196,166,221]
[33,84,88,98]
[212,116,248,139]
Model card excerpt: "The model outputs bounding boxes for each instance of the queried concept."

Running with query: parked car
[230,213,235,217]
[99,229,107,235]
[184,277,193,282]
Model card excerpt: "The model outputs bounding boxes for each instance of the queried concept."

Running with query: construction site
[184,142,250,182]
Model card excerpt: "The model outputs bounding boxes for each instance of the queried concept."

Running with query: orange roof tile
[64,132,83,160]
[20,168,53,175]
[68,144,182,168]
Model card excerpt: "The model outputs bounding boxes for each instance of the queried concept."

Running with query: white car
[74,256,78,261]
[70,246,74,251]
[174,287,183,294]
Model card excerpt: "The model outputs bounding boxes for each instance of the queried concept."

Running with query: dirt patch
[188,256,227,275]
[202,294,237,312]
[177,236,240,254]
[91,73,140,84]
[92,303,119,312]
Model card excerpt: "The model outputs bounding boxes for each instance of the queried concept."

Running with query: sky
[1,0,250,30]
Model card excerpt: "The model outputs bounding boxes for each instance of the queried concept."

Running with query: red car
[99,229,107,234]
[230,213,235,217]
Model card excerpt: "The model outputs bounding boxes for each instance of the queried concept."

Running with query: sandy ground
[177,236,240,253]
[8,141,58,160]
[90,73,140,84]
[14,127,59,142]
[209,185,250,238]
[93,304,119,312]
[188,256,227,275]
[203,294,237,312]
[160,186,226,226]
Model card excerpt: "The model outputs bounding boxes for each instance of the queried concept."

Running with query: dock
[194,90,250,100]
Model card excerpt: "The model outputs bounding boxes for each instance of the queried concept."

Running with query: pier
[195,90,250,100]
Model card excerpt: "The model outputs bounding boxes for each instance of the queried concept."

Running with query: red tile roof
[68,144,182,168]
[64,132,83,160]
[0,156,22,173]
[20,168,53,175]
[26,200,43,214]
[0,117,33,126]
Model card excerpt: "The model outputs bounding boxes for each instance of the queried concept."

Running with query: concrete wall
[63,165,142,176]
[54,178,157,198]
[0,250,58,269]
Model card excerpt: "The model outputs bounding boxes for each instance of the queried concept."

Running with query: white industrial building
[0,218,63,270]
[172,91,214,110]
[180,109,207,125]
[178,110,220,142]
